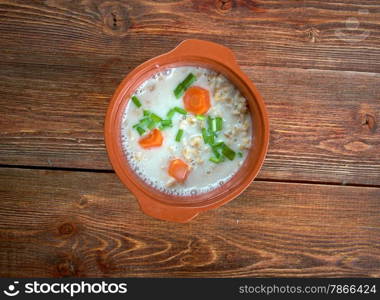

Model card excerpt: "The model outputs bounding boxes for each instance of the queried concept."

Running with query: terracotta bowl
[105,39,269,223]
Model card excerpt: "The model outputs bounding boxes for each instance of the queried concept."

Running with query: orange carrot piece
[168,159,190,183]
[183,86,210,115]
[138,128,163,149]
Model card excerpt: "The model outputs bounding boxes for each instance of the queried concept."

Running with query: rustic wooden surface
[0,0,379,277]
[1,168,380,277]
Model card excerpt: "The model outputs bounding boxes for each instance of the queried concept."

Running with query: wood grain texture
[0,168,379,277]
[1,0,380,185]
[253,67,380,186]
[1,63,379,185]
[0,0,379,72]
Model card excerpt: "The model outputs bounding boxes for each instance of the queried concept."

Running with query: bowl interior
[110,59,266,208]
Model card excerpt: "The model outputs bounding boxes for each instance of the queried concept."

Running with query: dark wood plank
[1,63,379,185]
[0,168,379,277]
[0,0,379,72]
[253,67,380,186]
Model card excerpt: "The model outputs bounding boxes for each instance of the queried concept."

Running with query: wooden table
[1,0,379,277]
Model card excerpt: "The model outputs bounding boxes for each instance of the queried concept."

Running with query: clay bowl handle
[165,39,241,72]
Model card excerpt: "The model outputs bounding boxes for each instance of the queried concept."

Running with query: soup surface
[121,66,252,196]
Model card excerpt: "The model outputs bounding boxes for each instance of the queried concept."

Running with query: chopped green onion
[202,128,209,144]
[207,116,217,133]
[210,156,223,164]
[133,117,150,130]
[150,113,162,123]
[216,117,223,131]
[237,152,243,158]
[161,119,172,127]
[222,144,236,160]
[141,118,150,127]
[174,85,183,99]
[143,110,150,117]
[174,73,197,98]
[147,120,157,130]
[182,73,197,88]
[159,119,172,130]
[167,108,176,119]
[211,145,221,158]
[175,129,184,142]
[211,119,217,132]
[213,141,224,148]
[131,96,142,108]
[174,107,187,115]
[134,116,152,130]
[136,126,145,136]
[133,117,149,128]
[207,116,213,130]
[208,133,215,145]
[196,115,206,120]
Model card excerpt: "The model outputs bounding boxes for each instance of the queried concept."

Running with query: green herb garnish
[196,115,206,120]
[159,118,173,130]
[211,145,222,158]
[174,107,187,115]
[222,144,236,160]
[174,73,197,98]
[133,117,149,129]
[147,120,158,130]
[208,133,215,145]
[211,119,217,132]
[150,113,162,123]
[139,117,150,127]
[167,108,176,119]
[207,116,213,131]
[237,152,243,158]
[134,110,169,133]
[213,141,224,148]
[136,126,145,136]
[216,117,223,131]
[202,128,209,144]
[131,96,142,108]
[210,156,224,164]
[161,119,172,127]
[175,129,184,142]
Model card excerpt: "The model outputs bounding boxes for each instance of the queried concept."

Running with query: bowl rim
[104,39,269,222]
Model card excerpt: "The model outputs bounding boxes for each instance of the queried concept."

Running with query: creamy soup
[121,66,252,196]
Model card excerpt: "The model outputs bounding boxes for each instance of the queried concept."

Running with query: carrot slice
[168,159,190,183]
[138,128,163,149]
[183,86,210,115]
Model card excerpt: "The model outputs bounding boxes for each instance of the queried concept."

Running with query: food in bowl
[121,66,252,196]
